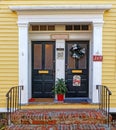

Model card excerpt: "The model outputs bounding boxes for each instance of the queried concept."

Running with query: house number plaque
[56,48,64,59]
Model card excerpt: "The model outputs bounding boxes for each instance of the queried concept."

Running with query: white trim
[55,40,65,80]
[9,5,112,104]
[92,22,103,103]
[0,108,7,112]
[110,108,116,113]
[9,5,112,11]
[18,22,29,104]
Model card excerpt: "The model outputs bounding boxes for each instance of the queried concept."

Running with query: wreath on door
[70,44,86,59]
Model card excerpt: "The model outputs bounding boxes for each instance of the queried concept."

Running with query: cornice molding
[9,5,112,12]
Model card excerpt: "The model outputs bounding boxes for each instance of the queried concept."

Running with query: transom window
[65,25,90,31]
[30,24,91,31]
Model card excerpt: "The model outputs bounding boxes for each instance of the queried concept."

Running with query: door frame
[9,5,111,104]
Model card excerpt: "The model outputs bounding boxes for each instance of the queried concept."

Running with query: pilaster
[55,40,65,80]
[92,22,103,103]
[18,22,29,104]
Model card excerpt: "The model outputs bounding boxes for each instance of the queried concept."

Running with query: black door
[32,41,55,98]
[65,41,89,98]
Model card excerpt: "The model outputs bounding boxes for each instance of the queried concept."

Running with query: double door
[32,41,89,98]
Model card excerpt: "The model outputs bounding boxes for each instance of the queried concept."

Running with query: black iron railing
[97,85,112,127]
[6,85,23,125]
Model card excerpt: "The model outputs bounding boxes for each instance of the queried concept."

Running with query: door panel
[65,41,89,97]
[32,41,55,98]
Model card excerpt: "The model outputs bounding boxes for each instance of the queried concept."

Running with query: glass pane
[67,43,87,69]
[67,44,75,69]
[74,25,80,30]
[65,25,72,30]
[32,25,39,31]
[78,56,86,69]
[34,44,42,69]
[82,25,89,30]
[40,25,47,31]
[48,25,55,31]
[78,44,87,69]
[45,44,53,69]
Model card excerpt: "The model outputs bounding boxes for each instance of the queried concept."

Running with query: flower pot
[57,94,64,101]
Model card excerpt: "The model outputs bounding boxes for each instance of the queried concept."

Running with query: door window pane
[45,44,53,69]
[67,43,87,69]
[68,44,75,69]
[78,44,87,69]
[34,44,42,69]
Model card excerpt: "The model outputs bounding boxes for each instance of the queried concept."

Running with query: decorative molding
[110,108,116,113]
[9,5,112,11]
[18,22,29,28]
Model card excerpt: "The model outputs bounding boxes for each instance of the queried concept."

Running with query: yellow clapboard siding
[0,0,116,110]
[0,53,18,56]
[102,73,116,77]
[0,81,18,85]
[1,0,115,4]
[0,78,18,81]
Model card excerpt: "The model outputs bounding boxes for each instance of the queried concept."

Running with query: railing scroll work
[6,85,24,125]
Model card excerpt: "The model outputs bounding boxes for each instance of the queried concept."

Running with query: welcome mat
[28,98,54,103]
[28,98,90,104]
[64,98,90,103]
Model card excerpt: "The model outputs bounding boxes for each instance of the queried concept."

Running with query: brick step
[5,124,110,130]
[10,109,112,125]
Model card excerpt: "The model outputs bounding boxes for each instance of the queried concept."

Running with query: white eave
[9,5,112,12]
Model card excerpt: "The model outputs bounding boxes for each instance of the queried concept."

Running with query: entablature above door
[9,5,112,25]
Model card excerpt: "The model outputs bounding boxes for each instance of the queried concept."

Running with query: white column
[18,22,29,104]
[92,22,103,103]
[55,40,65,80]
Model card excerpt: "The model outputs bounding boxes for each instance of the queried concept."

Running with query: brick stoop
[5,109,113,130]
[5,124,111,130]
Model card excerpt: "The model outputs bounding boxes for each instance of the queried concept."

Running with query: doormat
[28,98,90,104]
[64,98,90,103]
[28,98,54,103]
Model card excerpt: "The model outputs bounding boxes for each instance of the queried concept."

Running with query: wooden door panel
[32,41,55,98]
[65,41,89,98]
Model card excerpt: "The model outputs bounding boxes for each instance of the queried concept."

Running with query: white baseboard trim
[0,108,7,113]
[110,108,116,113]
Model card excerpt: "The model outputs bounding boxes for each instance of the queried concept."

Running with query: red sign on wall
[93,55,103,62]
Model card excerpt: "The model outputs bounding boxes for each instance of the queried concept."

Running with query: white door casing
[9,5,112,104]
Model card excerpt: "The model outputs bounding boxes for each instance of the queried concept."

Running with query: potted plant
[53,78,67,101]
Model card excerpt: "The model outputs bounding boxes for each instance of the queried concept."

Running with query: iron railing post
[97,85,112,127]
[6,85,23,125]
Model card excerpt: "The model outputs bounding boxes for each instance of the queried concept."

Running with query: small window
[48,25,55,31]
[82,25,89,30]
[74,25,80,30]
[40,25,47,31]
[32,25,39,31]
[65,25,73,30]
[65,24,90,31]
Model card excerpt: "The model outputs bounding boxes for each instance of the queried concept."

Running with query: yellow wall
[0,0,116,109]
